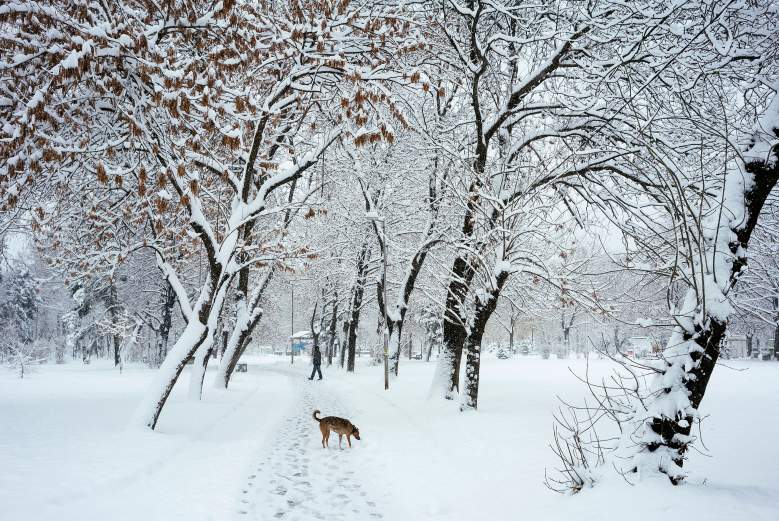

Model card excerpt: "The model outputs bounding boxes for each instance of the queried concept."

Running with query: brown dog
[313,409,361,449]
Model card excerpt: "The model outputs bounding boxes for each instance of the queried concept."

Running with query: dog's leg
[320,423,328,448]
[347,434,352,448]
[338,434,343,449]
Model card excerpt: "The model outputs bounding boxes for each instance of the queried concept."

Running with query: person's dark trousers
[309,364,322,380]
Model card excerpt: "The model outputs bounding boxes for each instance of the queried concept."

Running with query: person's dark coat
[312,347,322,366]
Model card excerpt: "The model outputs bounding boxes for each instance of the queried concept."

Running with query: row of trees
[2,0,778,488]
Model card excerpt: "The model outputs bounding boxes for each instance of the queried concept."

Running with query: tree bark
[339,319,348,368]
[326,295,338,367]
[136,237,233,426]
[461,271,509,410]
[774,324,779,360]
[157,280,176,367]
[215,269,274,389]
[509,326,514,353]
[347,243,370,372]
[131,319,211,430]
[104,280,122,367]
[639,112,779,483]
[774,297,779,360]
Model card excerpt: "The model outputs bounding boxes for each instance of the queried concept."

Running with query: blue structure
[289,331,313,354]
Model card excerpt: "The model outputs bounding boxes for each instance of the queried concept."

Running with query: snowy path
[237,364,384,521]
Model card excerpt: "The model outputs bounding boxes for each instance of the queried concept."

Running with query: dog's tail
[312,409,321,422]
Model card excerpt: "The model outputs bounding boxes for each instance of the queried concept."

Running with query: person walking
[309,345,323,380]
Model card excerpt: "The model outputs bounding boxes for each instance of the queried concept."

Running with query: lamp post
[290,284,295,365]
[367,212,389,391]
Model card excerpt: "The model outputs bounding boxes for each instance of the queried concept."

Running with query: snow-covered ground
[0,358,293,521]
[2,355,778,521]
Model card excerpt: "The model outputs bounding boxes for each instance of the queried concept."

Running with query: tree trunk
[436,318,467,398]
[774,322,779,360]
[435,25,491,398]
[774,297,779,360]
[136,250,231,422]
[387,320,402,377]
[435,242,482,400]
[216,299,266,389]
[461,272,509,410]
[347,243,370,372]
[189,338,215,400]
[339,320,348,368]
[509,326,514,353]
[636,108,779,483]
[215,269,274,389]
[326,296,338,367]
[105,281,122,367]
[157,280,176,367]
[346,297,363,373]
[130,319,210,430]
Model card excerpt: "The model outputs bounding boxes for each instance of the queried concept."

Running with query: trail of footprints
[239,377,383,520]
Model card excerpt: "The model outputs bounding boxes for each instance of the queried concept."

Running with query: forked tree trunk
[133,248,233,428]
[383,241,436,377]
[215,270,274,389]
[366,179,438,379]
[131,319,210,430]
[217,176,298,388]
[437,189,481,397]
[188,275,233,399]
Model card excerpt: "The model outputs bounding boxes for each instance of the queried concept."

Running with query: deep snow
[1,355,777,521]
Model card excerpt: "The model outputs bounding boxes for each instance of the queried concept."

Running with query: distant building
[626,336,653,358]
[725,335,748,358]
[289,330,313,355]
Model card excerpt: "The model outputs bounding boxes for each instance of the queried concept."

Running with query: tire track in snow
[237,365,383,521]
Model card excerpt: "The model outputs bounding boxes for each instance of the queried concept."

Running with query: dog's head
[352,426,361,440]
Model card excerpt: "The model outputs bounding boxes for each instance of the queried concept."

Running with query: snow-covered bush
[547,406,604,493]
